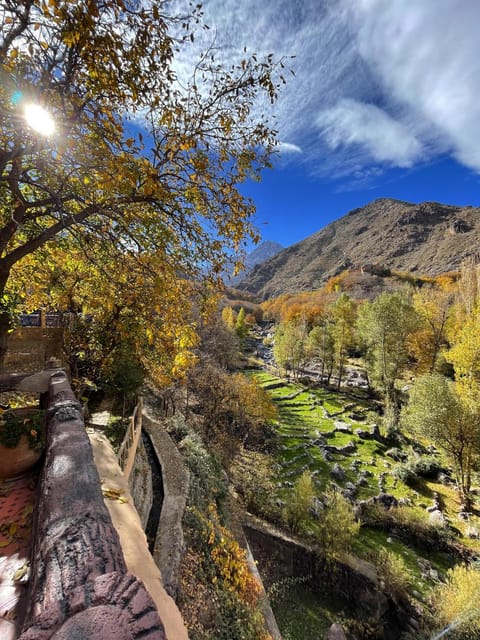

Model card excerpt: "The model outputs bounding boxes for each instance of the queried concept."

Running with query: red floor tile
[0,472,37,640]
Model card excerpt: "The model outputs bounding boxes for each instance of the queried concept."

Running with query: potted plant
[0,408,45,479]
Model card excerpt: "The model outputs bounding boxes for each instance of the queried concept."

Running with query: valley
[232,368,480,639]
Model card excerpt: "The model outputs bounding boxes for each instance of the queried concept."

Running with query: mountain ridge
[237,198,479,299]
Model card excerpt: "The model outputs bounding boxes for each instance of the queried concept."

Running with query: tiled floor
[0,472,37,640]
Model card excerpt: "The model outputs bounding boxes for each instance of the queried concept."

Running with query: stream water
[142,431,165,554]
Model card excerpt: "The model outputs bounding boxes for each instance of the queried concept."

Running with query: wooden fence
[117,398,143,480]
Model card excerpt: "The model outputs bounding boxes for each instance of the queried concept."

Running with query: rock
[325,623,347,640]
[466,525,479,539]
[373,493,398,509]
[334,421,352,433]
[331,463,346,482]
[408,617,420,630]
[386,447,408,462]
[354,428,372,439]
[428,510,446,527]
[342,482,357,500]
[438,472,453,484]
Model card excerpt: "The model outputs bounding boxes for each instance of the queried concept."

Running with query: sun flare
[23,103,55,136]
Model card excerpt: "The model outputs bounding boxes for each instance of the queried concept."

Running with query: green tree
[305,317,335,384]
[357,290,419,414]
[273,319,306,379]
[283,470,315,533]
[0,0,286,366]
[314,487,359,559]
[401,373,479,510]
[330,293,356,389]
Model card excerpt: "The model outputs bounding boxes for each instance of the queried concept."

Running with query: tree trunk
[0,266,12,372]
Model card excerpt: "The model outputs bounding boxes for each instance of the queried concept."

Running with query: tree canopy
[0,0,286,366]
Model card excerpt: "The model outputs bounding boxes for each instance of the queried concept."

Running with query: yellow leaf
[12,562,30,583]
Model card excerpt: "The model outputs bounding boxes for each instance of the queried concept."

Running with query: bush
[372,548,411,602]
[393,463,417,486]
[314,486,360,559]
[393,456,443,486]
[179,432,227,511]
[411,456,442,478]
[183,505,271,640]
[433,565,480,639]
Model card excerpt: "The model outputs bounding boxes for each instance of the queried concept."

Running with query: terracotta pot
[0,435,43,479]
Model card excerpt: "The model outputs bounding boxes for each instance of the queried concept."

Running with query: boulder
[331,463,346,482]
[325,623,347,640]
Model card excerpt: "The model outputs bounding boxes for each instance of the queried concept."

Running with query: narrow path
[87,428,189,640]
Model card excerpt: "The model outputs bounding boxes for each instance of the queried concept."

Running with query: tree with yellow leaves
[11,237,199,389]
[0,0,288,367]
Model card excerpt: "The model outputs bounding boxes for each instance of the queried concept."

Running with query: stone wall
[20,371,167,639]
[244,517,412,640]
[129,436,154,530]
[142,413,189,598]
[6,328,65,373]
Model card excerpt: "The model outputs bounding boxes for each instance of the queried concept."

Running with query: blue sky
[172,0,480,249]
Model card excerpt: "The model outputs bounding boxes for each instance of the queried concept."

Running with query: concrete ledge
[142,413,189,598]
[20,372,167,640]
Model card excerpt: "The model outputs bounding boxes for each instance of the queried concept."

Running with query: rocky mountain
[237,198,480,299]
[227,240,283,287]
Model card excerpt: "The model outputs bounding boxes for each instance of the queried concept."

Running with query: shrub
[372,548,411,602]
[433,565,480,639]
[179,432,227,511]
[393,456,443,486]
[314,486,360,559]
[411,456,442,478]
[184,505,271,640]
[393,463,417,486]
[283,471,315,533]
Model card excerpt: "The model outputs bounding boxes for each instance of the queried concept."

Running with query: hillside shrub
[179,431,227,512]
[370,548,411,603]
[314,486,360,559]
[393,456,443,486]
[184,505,271,640]
[432,565,480,639]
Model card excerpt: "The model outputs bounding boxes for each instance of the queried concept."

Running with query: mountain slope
[237,198,479,299]
[227,240,283,287]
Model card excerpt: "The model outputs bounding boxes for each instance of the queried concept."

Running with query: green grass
[272,584,343,640]
[237,370,480,628]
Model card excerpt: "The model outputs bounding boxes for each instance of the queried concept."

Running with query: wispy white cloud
[169,0,480,180]
[346,0,480,172]
[316,99,422,167]
[277,142,303,155]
